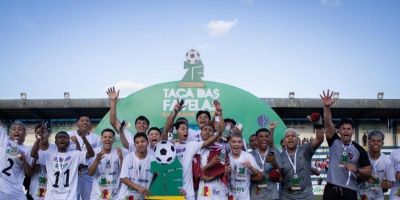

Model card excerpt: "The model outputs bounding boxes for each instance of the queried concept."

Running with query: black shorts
[323,183,357,200]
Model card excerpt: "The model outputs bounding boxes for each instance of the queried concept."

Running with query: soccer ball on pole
[154,140,176,164]
[185,49,200,64]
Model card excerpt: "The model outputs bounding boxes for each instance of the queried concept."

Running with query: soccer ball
[185,49,200,64]
[154,140,176,164]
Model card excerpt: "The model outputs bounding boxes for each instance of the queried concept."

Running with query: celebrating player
[31,131,95,200]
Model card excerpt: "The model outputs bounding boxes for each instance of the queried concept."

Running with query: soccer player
[68,115,101,200]
[161,102,223,200]
[107,87,150,146]
[279,126,324,200]
[250,128,282,200]
[118,132,154,200]
[358,130,395,200]
[88,129,123,200]
[196,124,229,200]
[30,123,81,200]
[228,133,263,200]
[31,131,95,200]
[321,90,372,200]
[0,122,32,200]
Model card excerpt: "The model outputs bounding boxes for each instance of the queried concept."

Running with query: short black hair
[249,134,257,138]
[135,115,150,126]
[337,119,354,129]
[174,121,188,130]
[101,128,115,136]
[224,118,237,125]
[134,132,148,142]
[255,128,270,137]
[76,115,91,122]
[55,131,69,138]
[175,117,189,124]
[196,110,211,121]
[147,127,161,135]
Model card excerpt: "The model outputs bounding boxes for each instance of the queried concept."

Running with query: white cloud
[113,80,145,92]
[207,19,238,37]
[321,0,342,6]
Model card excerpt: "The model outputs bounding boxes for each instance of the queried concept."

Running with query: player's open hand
[106,87,120,101]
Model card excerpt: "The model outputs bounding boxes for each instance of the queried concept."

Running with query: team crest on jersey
[52,156,72,169]
[5,143,21,156]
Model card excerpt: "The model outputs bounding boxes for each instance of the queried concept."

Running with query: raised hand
[213,99,223,116]
[269,121,278,130]
[106,87,120,101]
[174,99,184,112]
[320,89,336,107]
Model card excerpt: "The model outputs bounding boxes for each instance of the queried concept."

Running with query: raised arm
[269,122,278,147]
[201,127,222,148]
[161,103,182,140]
[320,90,336,140]
[309,113,324,150]
[107,87,121,131]
[82,135,95,158]
[311,128,324,150]
[31,124,49,158]
[210,100,225,132]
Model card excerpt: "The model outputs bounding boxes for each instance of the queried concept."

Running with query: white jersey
[89,147,122,200]
[67,131,102,153]
[358,153,395,200]
[0,127,32,197]
[37,148,87,200]
[228,151,260,200]
[390,148,400,200]
[197,148,228,200]
[118,152,154,200]
[175,141,204,199]
[29,144,58,200]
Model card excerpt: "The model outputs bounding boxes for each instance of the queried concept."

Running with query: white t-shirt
[358,154,395,200]
[67,131,102,153]
[37,148,87,200]
[390,148,400,200]
[228,151,260,200]
[175,140,204,198]
[89,147,122,200]
[29,144,58,200]
[118,152,155,200]
[197,148,229,200]
[0,127,32,196]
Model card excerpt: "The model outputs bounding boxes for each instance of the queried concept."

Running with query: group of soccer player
[1,88,399,200]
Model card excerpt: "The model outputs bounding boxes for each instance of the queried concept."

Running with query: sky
[0,0,399,100]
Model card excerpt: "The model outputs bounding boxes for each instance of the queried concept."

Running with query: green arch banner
[95,80,287,147]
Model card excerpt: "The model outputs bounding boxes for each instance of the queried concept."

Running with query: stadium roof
[0,98,399,120]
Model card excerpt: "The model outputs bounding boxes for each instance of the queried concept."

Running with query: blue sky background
[0,0,399,99]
